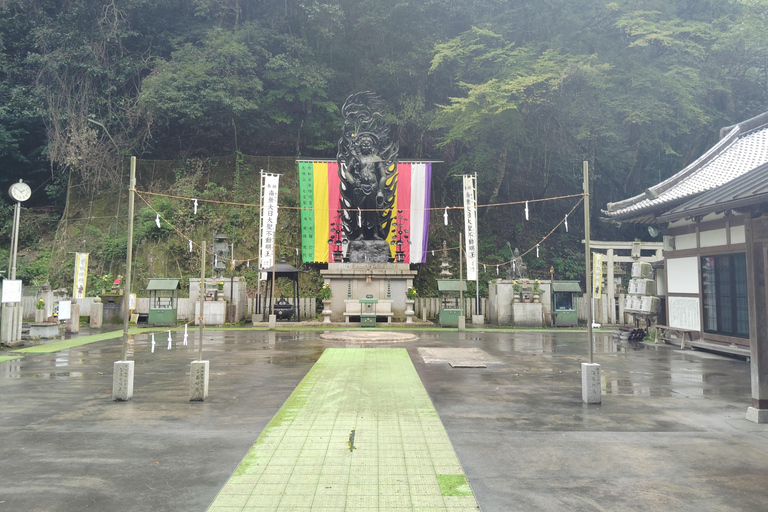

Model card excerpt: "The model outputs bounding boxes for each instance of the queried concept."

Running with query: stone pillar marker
[457,315,466,332]
[90,296,103,328]
[113,360,134,401]
[66,300,80,334]
[268,314,277,330]
[189,360,209,401]
[581,362,602,404]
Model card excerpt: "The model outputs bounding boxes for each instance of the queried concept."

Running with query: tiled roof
[602,111,768,223]
[660,161,768,222]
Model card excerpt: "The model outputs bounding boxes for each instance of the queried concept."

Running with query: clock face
[9,182,31,202]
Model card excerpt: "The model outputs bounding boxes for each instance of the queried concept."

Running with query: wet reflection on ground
[0,328,751,402]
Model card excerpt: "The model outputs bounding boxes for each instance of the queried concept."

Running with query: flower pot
[322,299,332,324]
[404,299,415,324]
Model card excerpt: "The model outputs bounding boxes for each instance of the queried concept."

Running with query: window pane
[717,255,732,333]
[701,257,717,331]
[733,253,749,337]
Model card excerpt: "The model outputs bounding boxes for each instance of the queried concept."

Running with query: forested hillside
[1,0,766,294]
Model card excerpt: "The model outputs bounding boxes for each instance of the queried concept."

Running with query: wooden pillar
[745,216,768,422]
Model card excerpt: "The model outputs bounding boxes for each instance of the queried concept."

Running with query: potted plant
[217,280,224,291]
[35,298,46,323]
[319,284,333,323]
[533,280,542,303]
[512,281,521,302]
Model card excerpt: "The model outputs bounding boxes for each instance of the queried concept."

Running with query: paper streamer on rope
[536,244,540,258]
[167,330,172,350]
[444,207,448,226]
[183,323,188,346]
[155,214,161,228]
[193,198,198,214]
[525,201,529,221]
[298,160,432,263]
[151,333,155,353]
[189,240,193,252]
[565,214,569,232]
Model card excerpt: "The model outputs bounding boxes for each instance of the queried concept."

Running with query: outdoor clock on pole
[8,181,31,202]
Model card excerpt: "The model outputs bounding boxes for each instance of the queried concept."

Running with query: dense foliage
[1,0,767,291]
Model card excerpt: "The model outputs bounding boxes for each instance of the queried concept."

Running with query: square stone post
[581,362,601,404]
[189,360,209,401]
[90,297,103,328]
[66,302,80,334]
[113,361,134,401]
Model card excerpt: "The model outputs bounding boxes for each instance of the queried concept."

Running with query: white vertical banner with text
[73,252,89,299]
[258,174,281,274]
[593,252,603,300]
[462,175,478,281]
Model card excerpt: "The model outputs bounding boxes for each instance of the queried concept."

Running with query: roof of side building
[602,111,768,224]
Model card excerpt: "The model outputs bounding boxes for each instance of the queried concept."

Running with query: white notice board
[668,296,700,331]
[666,257,699,294]
[1,279,22,303]
[58,300,72,321]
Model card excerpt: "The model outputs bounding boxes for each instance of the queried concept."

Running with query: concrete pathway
[209,348,478,511]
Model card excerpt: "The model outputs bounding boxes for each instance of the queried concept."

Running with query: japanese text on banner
[259,174,281,271]
[463,175,478,281]
[73,252,89,299]
[593,252,603,300]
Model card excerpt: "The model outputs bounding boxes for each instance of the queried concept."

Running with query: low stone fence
[21,295,489,323]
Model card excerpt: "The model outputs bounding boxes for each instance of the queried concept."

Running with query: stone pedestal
[190,277,248,322]
[189,360,209,401]
[1,304,23,346]
[488,279,553,326]
[348,240,391,263]
[322,300,332,323]
[194,301,226,326]
[512,302,543,327]
[581,362,602,404]
[35,309,46,323]
[113,360,134,401]
[458,316,466,331]
[404,300,415,324]
[268,314,277,330]
[66,302,80,333]
[746,407,768,423]
[320,263,417,322]
[90,298,104,328]
[29,323,59,339]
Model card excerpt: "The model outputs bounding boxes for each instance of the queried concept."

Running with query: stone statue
[337,92,398,246]
[506,243,528,280]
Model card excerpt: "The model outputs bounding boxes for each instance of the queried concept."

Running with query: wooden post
[583,161,593,364]
[199,241,205,362]
[745,216,768,422]
[122,156,136,361]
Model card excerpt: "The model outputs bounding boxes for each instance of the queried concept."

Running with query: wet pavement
[1,328,767,511]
